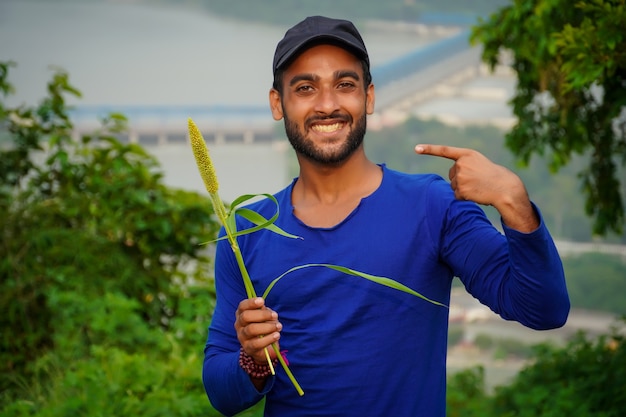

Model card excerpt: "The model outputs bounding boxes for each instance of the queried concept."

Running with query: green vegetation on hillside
[562,253,626,316]
[447,320,626,417]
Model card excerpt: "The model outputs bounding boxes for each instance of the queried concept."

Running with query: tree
[0,61,220,415]
[470,0,626,235]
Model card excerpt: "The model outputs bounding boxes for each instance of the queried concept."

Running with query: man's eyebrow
[335,70,360,81]
[288,70,361,87]
[289,73,319,87]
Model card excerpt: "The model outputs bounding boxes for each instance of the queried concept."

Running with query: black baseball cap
[272,16,370,75]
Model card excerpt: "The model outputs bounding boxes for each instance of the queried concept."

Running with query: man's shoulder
[382,166,449,194]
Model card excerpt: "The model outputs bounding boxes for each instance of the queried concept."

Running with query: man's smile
[311,122,345,133]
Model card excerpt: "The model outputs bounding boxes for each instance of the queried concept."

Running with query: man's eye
[296,85,314,92]
[338,82,356,89]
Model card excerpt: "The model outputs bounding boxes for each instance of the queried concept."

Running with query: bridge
[70,29,487,145]
[66,31,626,260]
[67,27,503,203]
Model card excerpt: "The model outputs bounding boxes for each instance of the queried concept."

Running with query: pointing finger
[415,144,469,161]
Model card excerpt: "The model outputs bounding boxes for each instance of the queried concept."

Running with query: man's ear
[269,88,284,121]
[366,83,375,115]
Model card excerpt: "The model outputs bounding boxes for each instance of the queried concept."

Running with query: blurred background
[1,1,625,416]
[1,0,508,202]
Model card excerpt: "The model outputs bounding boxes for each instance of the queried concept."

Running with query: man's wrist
[239,348,277,379]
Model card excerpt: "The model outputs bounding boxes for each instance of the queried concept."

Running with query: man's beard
[283,111,367,165]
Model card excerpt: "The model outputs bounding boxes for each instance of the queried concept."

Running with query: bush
[0,61,219,415]
[489,321,626,417]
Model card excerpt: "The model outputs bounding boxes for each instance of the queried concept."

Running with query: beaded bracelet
[239,348,278,379]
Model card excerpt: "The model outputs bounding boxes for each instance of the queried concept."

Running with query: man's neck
[290,153,382,227]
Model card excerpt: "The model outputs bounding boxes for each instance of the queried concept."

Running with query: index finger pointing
[415,144,468,161]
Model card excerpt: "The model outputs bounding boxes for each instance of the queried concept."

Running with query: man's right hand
[235,297,282,364]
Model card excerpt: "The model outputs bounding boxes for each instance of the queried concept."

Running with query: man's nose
[313,87,340,115]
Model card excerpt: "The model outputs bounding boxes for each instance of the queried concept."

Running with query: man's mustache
[305,112,352,126]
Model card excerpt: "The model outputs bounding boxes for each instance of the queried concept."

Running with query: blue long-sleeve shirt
[203,166,569,417]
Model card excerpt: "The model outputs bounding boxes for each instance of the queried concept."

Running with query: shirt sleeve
[435,189,570,330]
[202,233,274,416]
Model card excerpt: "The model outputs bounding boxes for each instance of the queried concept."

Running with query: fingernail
[254,297,263,306]
[276,322,283,331]
[415,145,424,153]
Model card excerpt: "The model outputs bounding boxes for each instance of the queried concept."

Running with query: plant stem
[272,342,304,396]
[189,118,303,394]
[209,194,274,368]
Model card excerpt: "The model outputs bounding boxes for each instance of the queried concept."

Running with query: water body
[0,1,445,200]
[0,1,439,107]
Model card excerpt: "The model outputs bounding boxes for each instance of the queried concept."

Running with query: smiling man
[202,16,570,417]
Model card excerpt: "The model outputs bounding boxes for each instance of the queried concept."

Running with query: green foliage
[471,0,626,235]
[562,252,626,315]
[446,367,489,417]
[490,322,626,417]
[445,320,626,416]
[1,345,218,417]
[470,334,534,360]
[474,333,494,350]
[0,61,219,415]
[491,338,535,360]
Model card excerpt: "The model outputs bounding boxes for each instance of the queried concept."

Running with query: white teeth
[312,123,342,133]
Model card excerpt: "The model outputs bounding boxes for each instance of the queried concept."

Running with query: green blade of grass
[262,263,447,308]
[235,208,302,240]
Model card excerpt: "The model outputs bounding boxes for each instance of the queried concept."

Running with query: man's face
[269,44,375,165]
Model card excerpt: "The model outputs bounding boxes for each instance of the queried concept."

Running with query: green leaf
[229,193,273,208]
[234,207,302,240]
[222,193,303,240]
[262,263,447,308]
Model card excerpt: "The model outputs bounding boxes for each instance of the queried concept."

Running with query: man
[202,16,569,417]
